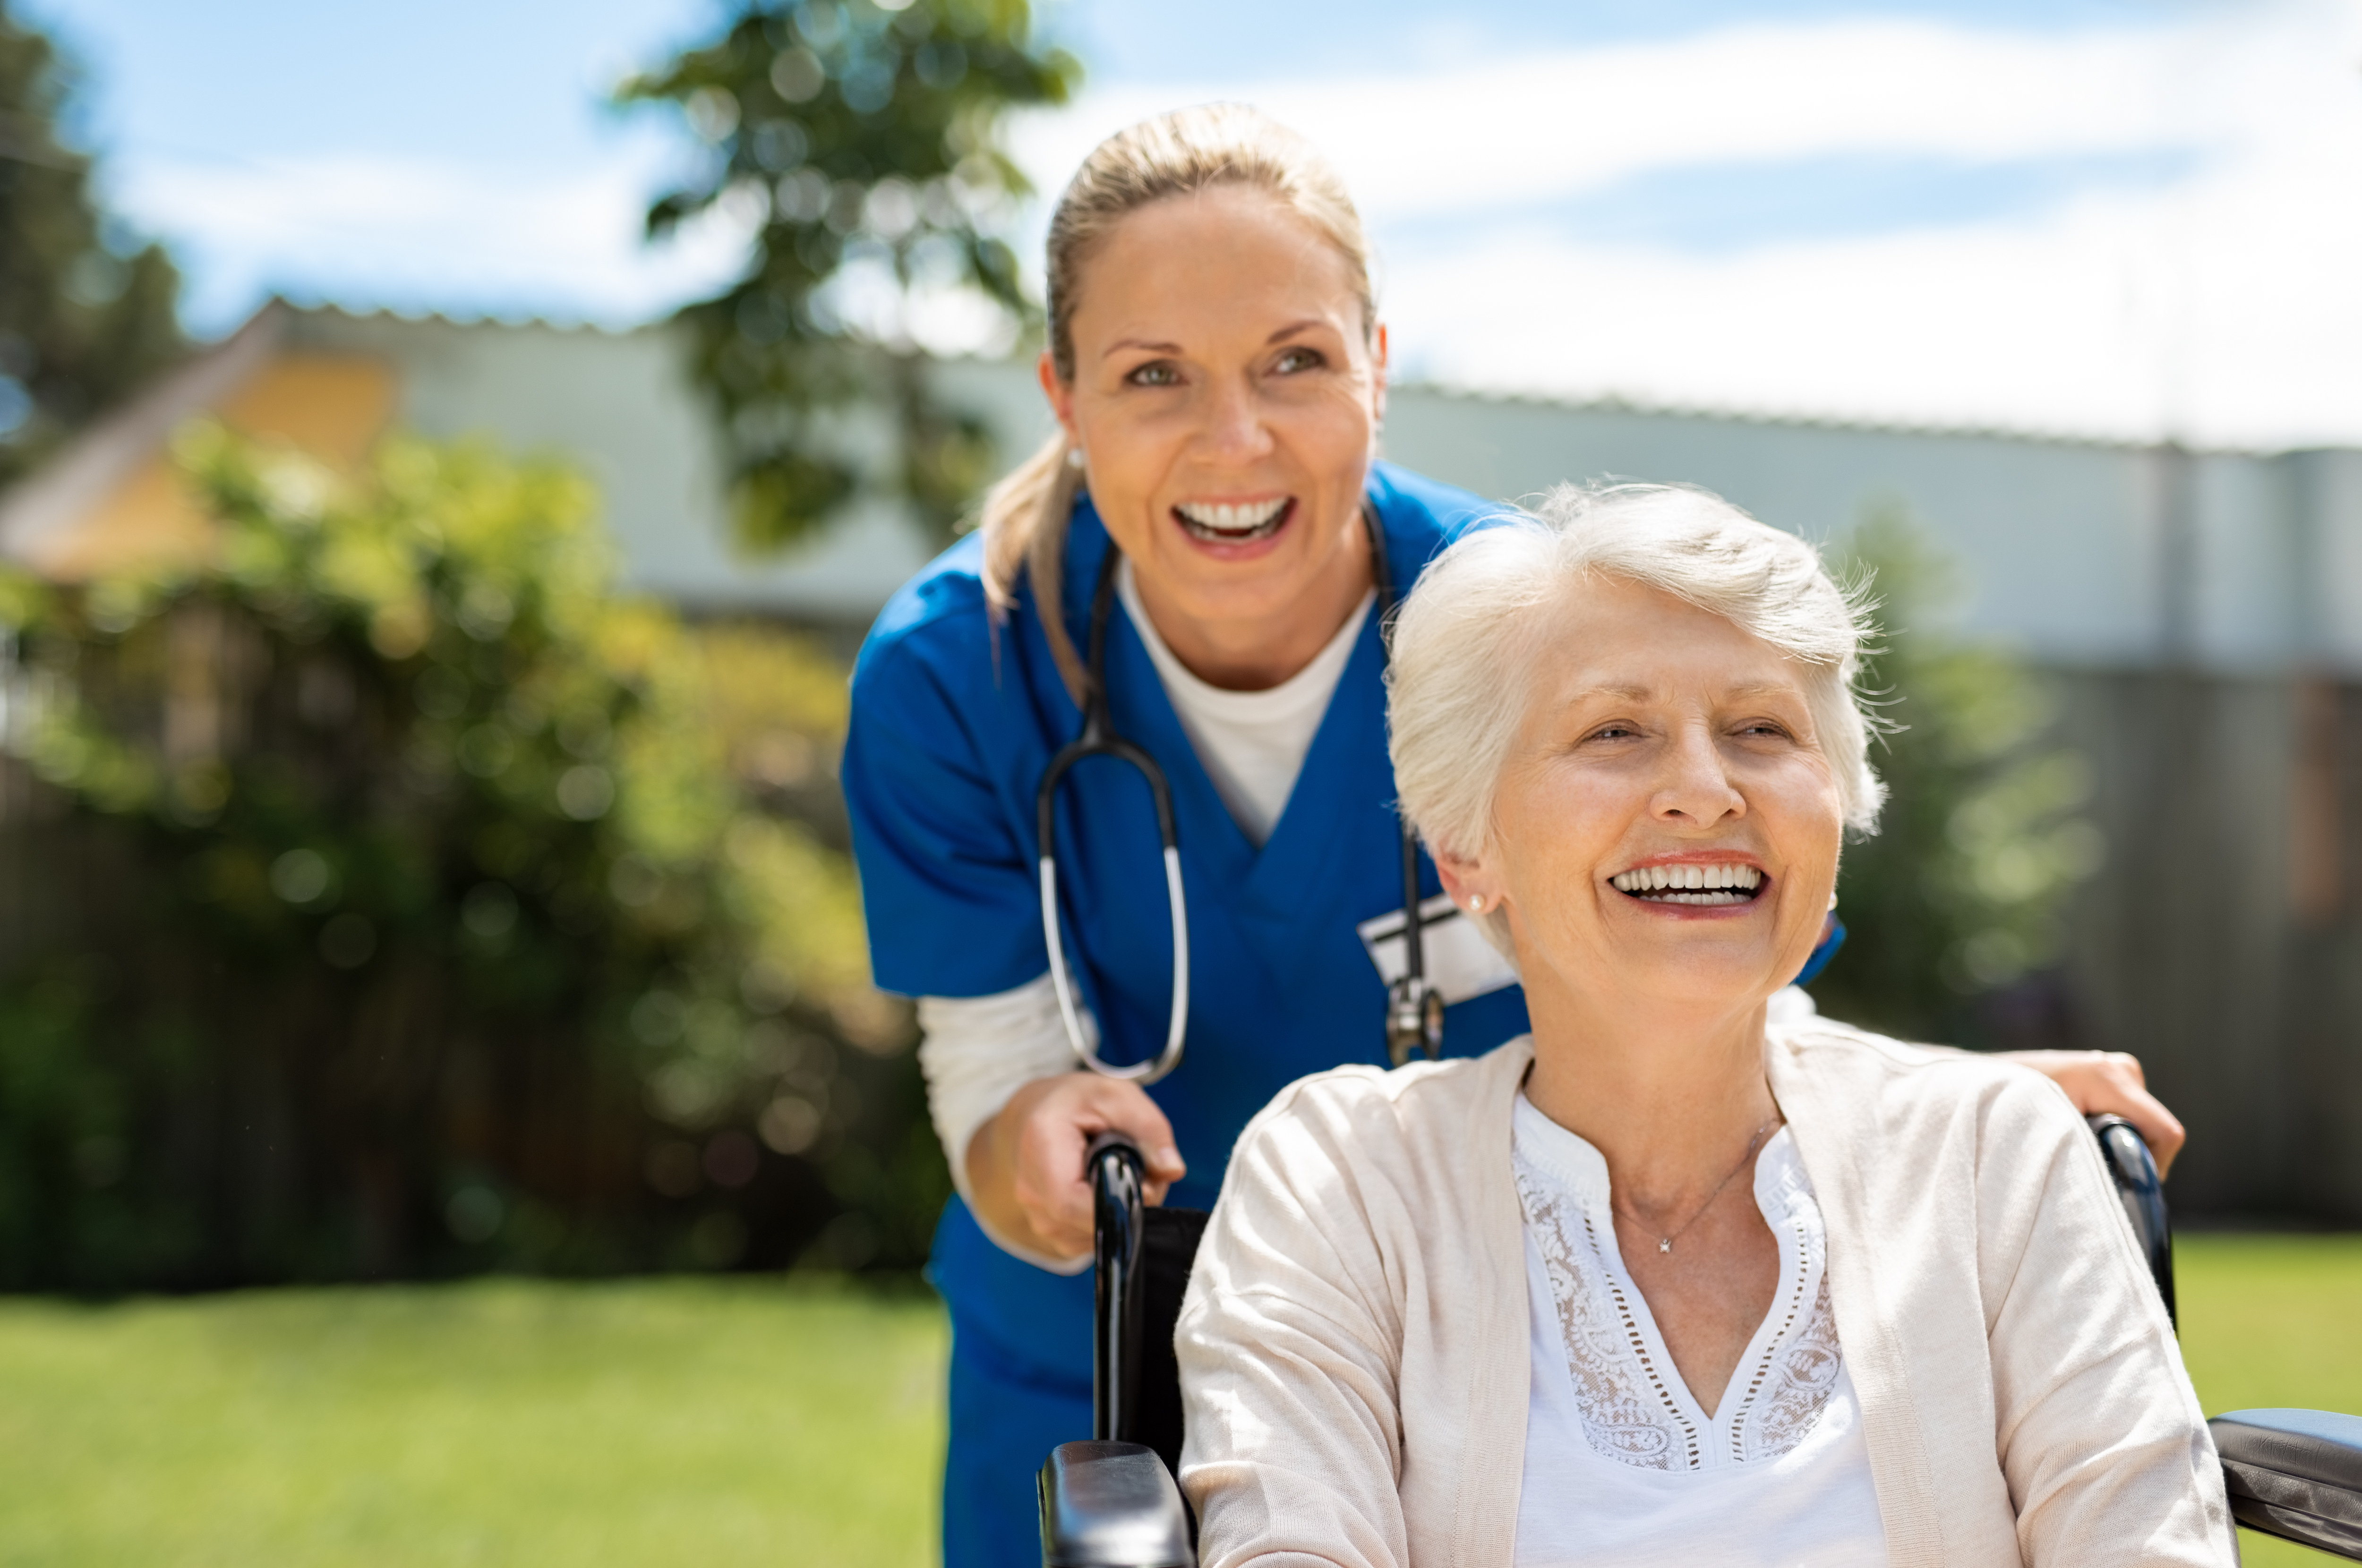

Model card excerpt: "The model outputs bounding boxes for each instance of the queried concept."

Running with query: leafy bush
[1807,506,2105,1046]
[0,426,945,1288]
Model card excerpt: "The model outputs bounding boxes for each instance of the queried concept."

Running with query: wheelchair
[1037,1120,2362,1567]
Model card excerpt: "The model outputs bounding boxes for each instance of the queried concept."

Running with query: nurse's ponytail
[978,429,1088,703]
[976,103,1377,706]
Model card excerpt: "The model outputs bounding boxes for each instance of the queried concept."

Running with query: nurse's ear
[1369,322,1390,438]
[1039,350,1079,446]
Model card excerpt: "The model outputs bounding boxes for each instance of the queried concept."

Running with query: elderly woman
[1174,485,2232,1567]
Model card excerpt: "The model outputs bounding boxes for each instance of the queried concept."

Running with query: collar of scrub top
[1034,502,1444,1086]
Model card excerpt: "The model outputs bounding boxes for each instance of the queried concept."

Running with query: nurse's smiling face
[1041,185,1386,691]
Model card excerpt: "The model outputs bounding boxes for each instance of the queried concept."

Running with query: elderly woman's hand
[1996,1049,2186,1177]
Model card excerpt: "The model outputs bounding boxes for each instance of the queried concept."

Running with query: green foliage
[0,1,183,486]
[1808,506,2104,1044]
[0,428,946,1288]
[618,0,1076,549]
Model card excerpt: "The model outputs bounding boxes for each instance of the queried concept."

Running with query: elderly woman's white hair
[1387,482,1884,953]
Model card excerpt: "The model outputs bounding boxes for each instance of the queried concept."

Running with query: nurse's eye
[1272,347,1325,375]
[1126,361,1182,388]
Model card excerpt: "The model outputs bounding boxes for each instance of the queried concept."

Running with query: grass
[2176,1234,2362,1566]
[0,1276,946,1567]
[0,1237,2352,1565]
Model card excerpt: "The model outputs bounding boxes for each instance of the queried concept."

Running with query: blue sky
[27,0,2362,445]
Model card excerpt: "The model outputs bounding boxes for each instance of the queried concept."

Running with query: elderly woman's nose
[1650,724,1746,823]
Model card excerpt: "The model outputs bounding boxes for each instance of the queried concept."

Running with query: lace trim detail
[1516,1164,1698,1471]
[1515,1147,1842,1473]
[1719,1227,1842,1463]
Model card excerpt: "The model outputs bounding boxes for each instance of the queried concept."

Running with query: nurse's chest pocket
[1355,894,1519,1006]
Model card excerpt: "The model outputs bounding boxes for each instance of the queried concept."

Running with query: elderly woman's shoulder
[1224,1040,1532,1183]
[1771,1015,2093,1146]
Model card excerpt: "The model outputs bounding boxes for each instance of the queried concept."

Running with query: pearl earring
[1066,447,1085,470]
[1467,895,1485,913]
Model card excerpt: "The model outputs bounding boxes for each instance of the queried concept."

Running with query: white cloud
[1006,0,2362,447]
[97,0,2362,447]
[106,144,754,333]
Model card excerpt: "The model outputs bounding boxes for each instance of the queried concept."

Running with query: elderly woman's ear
[1431,853,1497,918]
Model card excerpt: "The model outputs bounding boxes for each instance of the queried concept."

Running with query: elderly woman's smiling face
[1452,575,1846,1014]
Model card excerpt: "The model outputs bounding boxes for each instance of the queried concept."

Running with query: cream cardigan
[1174,1023,2234,1567]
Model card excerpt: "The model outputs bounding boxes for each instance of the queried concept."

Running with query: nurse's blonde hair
[977,103,1378,701]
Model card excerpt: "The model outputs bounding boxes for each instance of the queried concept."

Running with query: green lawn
[0,1237,2354,1566]
[2177,1235,2362,1566]
[0,1277,947,1567]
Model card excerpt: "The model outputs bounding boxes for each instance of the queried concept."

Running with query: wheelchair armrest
[1037,1440,1192,1568]
[2210,1408,2362,1559]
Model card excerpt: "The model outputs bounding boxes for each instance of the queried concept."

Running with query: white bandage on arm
[917,973,1095,1274]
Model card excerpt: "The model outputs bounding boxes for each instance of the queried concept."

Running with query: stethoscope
[1035,505,1447,1088]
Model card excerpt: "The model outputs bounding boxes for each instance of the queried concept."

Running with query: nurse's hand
[967,1074,1187,1264]
[1999,1049,2187,1178]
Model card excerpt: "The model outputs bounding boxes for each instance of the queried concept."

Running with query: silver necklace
[1612,1115,1780,1254]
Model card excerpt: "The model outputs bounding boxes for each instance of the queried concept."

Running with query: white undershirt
[1512,1096,1888,1567]
[1116,558,1374,848]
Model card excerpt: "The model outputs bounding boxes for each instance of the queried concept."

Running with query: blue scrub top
[845,461,1532,1219]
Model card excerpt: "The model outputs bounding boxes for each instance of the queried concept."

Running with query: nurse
[841,104,2185,1567]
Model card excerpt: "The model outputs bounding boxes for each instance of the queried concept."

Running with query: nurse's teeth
[1176,498,1288,540]
[1608,863,1764,903]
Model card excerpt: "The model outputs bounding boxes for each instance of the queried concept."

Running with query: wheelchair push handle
[2088,1113,2175,1329]
[1086,1133,1148,1446]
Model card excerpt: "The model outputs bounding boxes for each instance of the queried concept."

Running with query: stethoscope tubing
[1036,552,1190,1084]
[1035,505,1439,1087]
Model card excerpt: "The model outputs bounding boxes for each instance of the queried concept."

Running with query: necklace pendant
[1658,1238,1672,1253]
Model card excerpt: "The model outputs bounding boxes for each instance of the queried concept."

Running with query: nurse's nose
[1195,373,1275,467]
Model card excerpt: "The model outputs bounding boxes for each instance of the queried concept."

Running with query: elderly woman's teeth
[1609,863,1765,905]
[1176,499,1288,542]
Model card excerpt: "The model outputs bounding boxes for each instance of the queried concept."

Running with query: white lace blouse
[1511,1094,1889,1566]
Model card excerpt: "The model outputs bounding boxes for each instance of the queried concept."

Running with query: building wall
[279,312,2362,682]
[282,311,946,620]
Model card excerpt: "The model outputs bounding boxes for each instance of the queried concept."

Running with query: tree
[1806,506,2105,1047]
[0,1,182,488]
[618,0,1076,551]
[0,428,943,1288]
